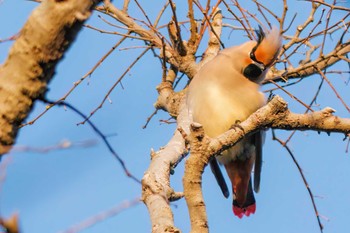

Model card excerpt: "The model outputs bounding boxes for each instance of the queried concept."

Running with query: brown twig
[59,197,141,233]
[169,0,187,55]
[272,131,324,233]
[194,1,225,49]
[142,109,158,129]
[232,0,255,38]
[316,67,350,113]
[222,0,253,39]
[20,36,128,128]
[268,80,314,111]
[78,48,150,125]
[0,33,19,43]
[154,1,170,27]
[42,99,141,184]
[302,0,350,12]
[9,139,97,154]
[285,76,324,144]
[187,0,198,48]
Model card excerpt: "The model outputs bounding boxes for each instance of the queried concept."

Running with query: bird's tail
[224,156,256,218]
[232,178,256,218]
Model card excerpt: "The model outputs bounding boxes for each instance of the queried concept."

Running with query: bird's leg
[229,120,245,132]
[267,92,276,102]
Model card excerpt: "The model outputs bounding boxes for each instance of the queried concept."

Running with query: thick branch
[0,0,100,155]
[183,123,210,233]
[184,95,350,232]
[142,98,190,233]
[210,96,350,155]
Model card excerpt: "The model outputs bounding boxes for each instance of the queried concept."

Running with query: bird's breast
[187,77,265,163]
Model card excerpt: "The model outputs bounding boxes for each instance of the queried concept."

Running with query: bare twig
[59,197,141,233]
[169,0,187,55]
[42,99,141,184]
[142,109,158,129]
[272,131,324,233]
[9,140,97,154]
[222,0,253,39]
[20,36,128,128]
[316,67,350,113]
[78,48,150,125]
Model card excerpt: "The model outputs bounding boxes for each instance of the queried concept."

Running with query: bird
[186,26,282,218]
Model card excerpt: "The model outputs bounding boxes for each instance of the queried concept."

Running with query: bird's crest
[251,26,282,68]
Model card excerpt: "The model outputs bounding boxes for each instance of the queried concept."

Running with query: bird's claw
[230,120,244,132]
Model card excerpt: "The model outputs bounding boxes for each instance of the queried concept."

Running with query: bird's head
[237,26,282,84]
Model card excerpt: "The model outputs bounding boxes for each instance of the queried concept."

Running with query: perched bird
[186,27,281,218]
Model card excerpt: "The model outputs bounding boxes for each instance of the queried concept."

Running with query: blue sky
[1,1,350,233]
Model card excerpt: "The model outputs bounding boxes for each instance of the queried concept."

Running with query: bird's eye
[250,51,257,62]
[243,64,263,81]
[250,51,265,67]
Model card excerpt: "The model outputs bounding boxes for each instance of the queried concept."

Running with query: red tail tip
[232,204,256,218]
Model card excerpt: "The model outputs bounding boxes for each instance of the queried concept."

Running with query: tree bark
[0,0,101,155]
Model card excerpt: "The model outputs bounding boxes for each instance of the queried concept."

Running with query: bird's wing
[209,158,229,198]
[253,131,263,193]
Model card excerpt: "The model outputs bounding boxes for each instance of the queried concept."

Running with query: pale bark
[0,0,101,155]
[142,98,189,233]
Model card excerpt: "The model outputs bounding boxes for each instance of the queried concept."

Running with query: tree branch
[184,95,350,232]
[0,0,101,155]
[266,40,350,82]
[142,98,189,233]
[99,1,199,79]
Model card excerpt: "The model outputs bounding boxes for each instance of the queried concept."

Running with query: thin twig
[59,197,141,233]
[78,48,150,125]
[193,1,225,48]
[20,37,128,128]
[154,1,170,28]
[272,131,324,233]
[42,99,141,184]
[316,67,350,113]
[285,76,324,144]
[10,140,97,153]
[268,80,314,111]
[142,109,158,129]
[222,0,253,39]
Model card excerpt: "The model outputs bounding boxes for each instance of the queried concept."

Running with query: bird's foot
[229,120,244,132]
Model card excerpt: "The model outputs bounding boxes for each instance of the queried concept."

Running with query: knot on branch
[163,226,181,233]
[259,95,290,127]
[156,81,173,94]
[154,83,185,118]
[168,20,187,56]
[190,123,205,141]
[321,107,336,117]
[168,190,184,202]
[267,95,289,115]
